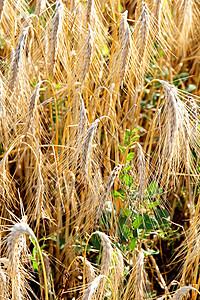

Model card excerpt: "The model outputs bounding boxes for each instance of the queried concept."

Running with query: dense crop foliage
[0,0,200,299]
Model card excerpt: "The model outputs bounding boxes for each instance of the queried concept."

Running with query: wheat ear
[96,164,122,223]
[82,275,103,300]
[119,20,131,87]
[80,24,93,83]
[113,248,124,296]
[119,10,128,43]
[9,27,29,91]
[50,0,64,74]
[172,286,200,300]
[25,83,40,134]
[79,256,96,283]
[0,0,5,23]
[80,118,100,180]
[163,83,179,163]
[7,221,48,300]
[78,94,89,137]
[86,0,93,25]
[136,2,150,74]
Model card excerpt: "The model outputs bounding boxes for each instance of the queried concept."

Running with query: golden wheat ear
[4,218,48,300]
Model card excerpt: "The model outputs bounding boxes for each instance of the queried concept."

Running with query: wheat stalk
[136,143,146,204]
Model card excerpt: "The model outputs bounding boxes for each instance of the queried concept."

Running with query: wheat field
[0,0,200,299]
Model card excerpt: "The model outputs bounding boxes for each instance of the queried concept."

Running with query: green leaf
[122,209,131,217]
[132,214,143,229]
[113,190,124,199]
[130,135,140,143]
[127,152,135,162]
[186,84,196,93]
[123,166,132,171]
[179,73,189,81]
[119,145,126,153]
[143,248,159,256]
[147,181,158,192]
[154,208,170,226]
[128,238,137,250]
